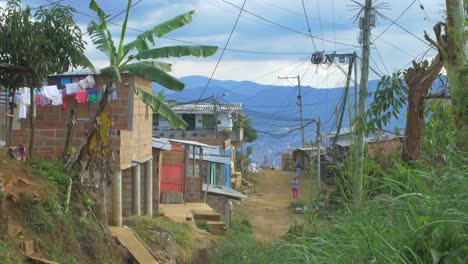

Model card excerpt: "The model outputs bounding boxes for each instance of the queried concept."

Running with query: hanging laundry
[20,87,31,106]
[85,75,96,87]
[43,85,62,105]
[65,82,80,95]
[60,77,71,86]
[75,90,88,103]
[87,88,100,104]
[78,79,88,90]
[34,94,45,107]
[62,94,67,111]
[18,102,27,119]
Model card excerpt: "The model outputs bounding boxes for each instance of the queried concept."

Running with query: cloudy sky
[14,0,445,87]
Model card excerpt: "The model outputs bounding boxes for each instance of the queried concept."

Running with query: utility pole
[278,75,306,147]
[316,117,321,201]
[354,0,373,207]
[213,92,218,139]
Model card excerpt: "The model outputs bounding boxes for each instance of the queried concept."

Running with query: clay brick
[39,130,55,137]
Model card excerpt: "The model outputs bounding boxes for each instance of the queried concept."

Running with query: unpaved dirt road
[237,169,313,242]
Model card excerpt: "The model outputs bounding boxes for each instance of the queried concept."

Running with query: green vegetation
[195,220,210,231]
[216,216,285,264]
[0,241,22,264]
[216,152,468,264]
[0,160,122,263]
[129,216,193,253]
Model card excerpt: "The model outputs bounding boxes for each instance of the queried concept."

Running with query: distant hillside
[154,76,406,165]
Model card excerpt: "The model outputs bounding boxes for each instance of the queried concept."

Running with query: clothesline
[12,75,118,119]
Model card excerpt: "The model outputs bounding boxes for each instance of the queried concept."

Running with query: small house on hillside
[152,137,215,212]
[326,127,402,156]
[153,102,244,146]
[10,69,154,227]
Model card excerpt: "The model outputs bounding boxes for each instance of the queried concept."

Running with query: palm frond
[134,87,188,130]
[137,45,218,60]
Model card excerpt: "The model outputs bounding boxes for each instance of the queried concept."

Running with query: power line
[374,9,433,49]
[198,0,247,100]
[74,6,339,56]
[373,0,416,41]
[221,0,359,48]
[331,0,337,51]
[301,0,318,51]
[314,0,325,49]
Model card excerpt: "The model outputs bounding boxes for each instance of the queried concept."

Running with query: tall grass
[216,152,468,264]
[281,152,468,264]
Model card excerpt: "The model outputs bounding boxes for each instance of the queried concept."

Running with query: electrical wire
[373,0,417,41]
[221,0,359,48]
[74,9,343,56]
[314,0,325,49]
[301,0,318,52]
[197,0,247,100]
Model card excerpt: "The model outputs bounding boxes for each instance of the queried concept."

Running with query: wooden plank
[109,226,158,264]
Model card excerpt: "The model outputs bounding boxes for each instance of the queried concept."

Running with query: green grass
[128,216,193,252]
[195,220,210,231]
[0,240,23,264]
[216,152,468,264]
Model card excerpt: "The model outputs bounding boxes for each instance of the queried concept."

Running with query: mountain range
[153,76,406,165]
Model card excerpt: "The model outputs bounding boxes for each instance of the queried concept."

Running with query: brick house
[326,128,403,156]
[10,70,154,226]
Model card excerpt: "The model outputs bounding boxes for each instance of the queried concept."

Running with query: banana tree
[89,0,216,127]
[73,0,218,168]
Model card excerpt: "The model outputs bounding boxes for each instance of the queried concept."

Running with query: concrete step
[207,221,226,229]
[209,229,226,236]
[192,210,221,221]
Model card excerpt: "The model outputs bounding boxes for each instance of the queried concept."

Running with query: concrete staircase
[192,210,226,235]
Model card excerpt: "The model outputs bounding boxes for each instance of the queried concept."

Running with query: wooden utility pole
[316,117,321,201]
[213,92,218,139]
[278,76,306,147]
[354,0,373,207]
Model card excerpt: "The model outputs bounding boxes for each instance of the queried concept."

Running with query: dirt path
[237,169,313,242]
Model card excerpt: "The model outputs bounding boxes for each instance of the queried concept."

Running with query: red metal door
[160,163,184,200]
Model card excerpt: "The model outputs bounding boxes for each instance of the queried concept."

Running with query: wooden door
[160,163,184,200]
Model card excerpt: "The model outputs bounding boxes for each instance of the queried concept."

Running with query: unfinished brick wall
[11,74,153,170]
[185,176,202,202]
[368,138,402,156]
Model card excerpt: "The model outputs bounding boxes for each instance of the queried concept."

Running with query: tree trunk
[28,86,34,164]
[445,0,467,150]
[402,55,443,161]
[7,87,16,146]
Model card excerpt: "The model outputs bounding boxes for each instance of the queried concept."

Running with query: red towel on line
[74,90,88,103]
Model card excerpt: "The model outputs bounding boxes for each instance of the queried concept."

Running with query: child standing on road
[291,177,299,199]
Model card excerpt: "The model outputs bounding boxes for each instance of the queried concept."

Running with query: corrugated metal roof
[166,102,243,113]
[190,153,230,164]
[202,184,248,199]
[152,137,217,150]
[152,138,172,150]
[48,68,98,76]
[170,138,217,148]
